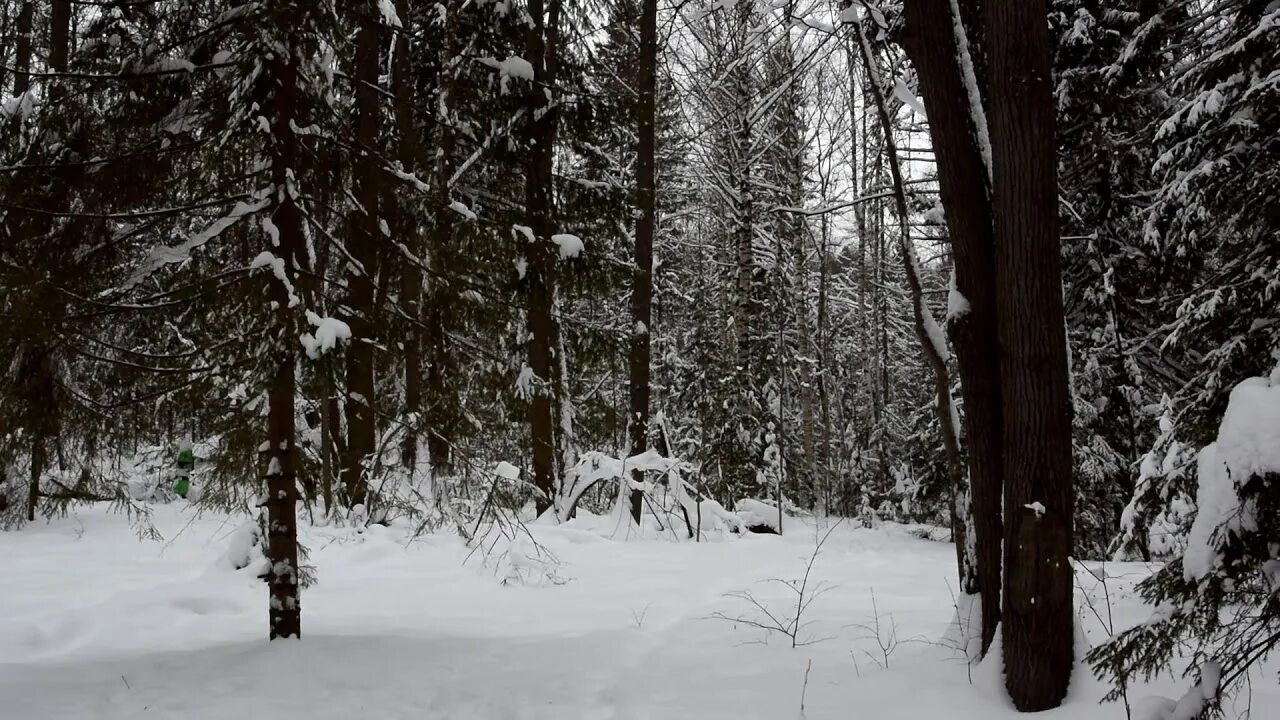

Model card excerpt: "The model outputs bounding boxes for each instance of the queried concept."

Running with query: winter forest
[0,0,1276,717]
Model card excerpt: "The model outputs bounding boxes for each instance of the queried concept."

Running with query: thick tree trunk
[11,0,32,96]
[901,0,1003,655]
[984,0,1075,709]
[50,0,70,76]
[392,0,423,477]
[853,21,975,598]
[424,0,459,479]
[628,0,658,524]
[342,7,381,512]
[263,48,304,641]
[524,0,563,516]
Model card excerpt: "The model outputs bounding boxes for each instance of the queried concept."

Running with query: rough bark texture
[393,0,423,476]
[425,0,460,479]
[11,0,33,96]
[628,0,658,524]
[525,0,562,516]
[264,46,303,641]
[341,8,381,511]
[984,0,1075,709]
[854,22,973,597]
[901,0,1003,654]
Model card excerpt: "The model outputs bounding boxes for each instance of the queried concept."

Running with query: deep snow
[1,505,1275,719]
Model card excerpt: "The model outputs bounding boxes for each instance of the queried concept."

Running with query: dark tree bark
[50,0,70,80]
[263,45,304,641]
[628,0,658,524]
[900,0,1003,656]
[320,369,338,513]
[853,20,974,600]
[11,0,32,96]
[726,0,756,498]
[984,0,1075,709]
[393,0,423,476]
[425,0,459,479]
[341,5,382,512]
[17,0,73,524]
[524,0,563,516]
[26,432,42,521]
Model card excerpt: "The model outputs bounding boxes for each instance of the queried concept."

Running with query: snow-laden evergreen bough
[1089,368,1280,716]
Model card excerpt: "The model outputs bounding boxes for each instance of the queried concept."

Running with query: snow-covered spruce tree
[206,0,342,637]
[107,0,340,634]
[0,0,195,525]
[672,0,767,506]
[1090,370,1280,716]
[1050,0,1184,559]
[760,3,812,510]
[1112,0,1278,563]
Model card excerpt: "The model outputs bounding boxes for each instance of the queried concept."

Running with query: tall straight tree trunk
[26,432,42,521]
[19,0,72,523]
[392,0,424,477]
[817,220,832,515]
[853,21,974,596]
[628,0,658,524]
[263,45,304,641]
[50,0,70,78]
[901,0,1003,655]
[984,0,1075,709]
[425,0,459,479]
[11,0,33,96]
[320,370,337,513]
[524,0,562,516]
[727,0,756,499]
[342,5,382,512]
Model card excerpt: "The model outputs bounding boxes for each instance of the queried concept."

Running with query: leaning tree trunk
[263,44,304,641]
[341,4,382,512]
[900,0,1003,655]
[627,0,658,524]
[853,21,975,597]
[984,0,1075,710]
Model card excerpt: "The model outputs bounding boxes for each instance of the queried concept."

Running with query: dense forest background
[0,0,1275,713]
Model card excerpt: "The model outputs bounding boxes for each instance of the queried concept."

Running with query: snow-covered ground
[1,505,1274,719]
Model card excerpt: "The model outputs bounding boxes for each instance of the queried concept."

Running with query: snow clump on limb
[1183,375,1280,580]
[551,234,584,259]
[300,311,352,359]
